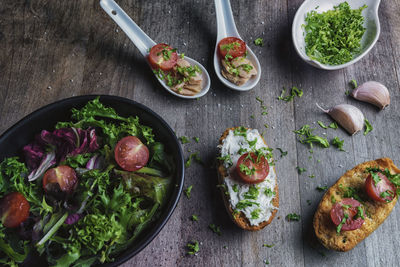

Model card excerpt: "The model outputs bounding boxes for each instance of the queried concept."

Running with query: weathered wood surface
[0,0,399,266]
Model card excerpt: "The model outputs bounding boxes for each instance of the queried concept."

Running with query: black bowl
[0,95,184,266]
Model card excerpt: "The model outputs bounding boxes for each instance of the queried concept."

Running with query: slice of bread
[313,158,400,251]
[217,127,279,231]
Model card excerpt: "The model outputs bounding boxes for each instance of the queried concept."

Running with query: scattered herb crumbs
[293,125,330,148]
[329,122,338,129]
[277,87,303,102]
[261,111,268,115]
[331,137,345,151]
[331,195,336,204]
[232,184,239,192]
[256,96,263,103]
[209,224,221,236]
[317,121,328,129]
[264,124,269,129]
[336,213,349,233]
[191,214,198,221]
[316,186,328,192]
[286,213,301,221]
[185,152,203,167]
[185,185,193,198]
[186,240,199,255]
[179,136,190,144]
[364,119,373,136]
[350,79,358,89]
[297,166,307,174]
[304,2,367,65]
[276,148,288,157]
[264,259,270,265]
[263,244,275,248]
[193,137,200,143]
[264,188,276,197]
[307,200,312,205]
[345,90,350,96]
[317,159,321,163]
[308,174,315,179]
[254,38,264,46]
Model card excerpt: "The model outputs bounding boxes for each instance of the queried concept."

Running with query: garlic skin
[316,103,365,135]
[351,81,390,110]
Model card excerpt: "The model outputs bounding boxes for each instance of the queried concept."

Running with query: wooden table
[1,0,399,266]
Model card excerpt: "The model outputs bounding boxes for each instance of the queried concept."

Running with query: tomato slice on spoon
[365,172,396,202]
[218,37,246,60]
[148,43,178,71]
[43,165,78,194]
[330,198,364,232]
[114,136,149,171]
[0,192,30,228]
[235,152,269,184]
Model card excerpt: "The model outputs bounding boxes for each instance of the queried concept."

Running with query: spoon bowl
[100,0,210,99]
[292,0,381,70]
[214,0,261,91]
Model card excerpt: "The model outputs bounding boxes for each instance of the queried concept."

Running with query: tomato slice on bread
[235,152,269,184]
[330,198,364,232]
[114,136,149,171]
[148,43,178,71]
[0,192,30,228]
[218,37,246,60]
[43,165,78,194]
[365,172,396,202]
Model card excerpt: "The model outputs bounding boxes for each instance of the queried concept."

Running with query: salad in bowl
[0,97,180,266]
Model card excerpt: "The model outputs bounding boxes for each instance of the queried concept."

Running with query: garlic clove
[316,103,365,135]
[351,81,390,110]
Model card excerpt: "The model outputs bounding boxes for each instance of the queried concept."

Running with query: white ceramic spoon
[213,0,261,91]
[292,0,381,70]
[100,0,210,99]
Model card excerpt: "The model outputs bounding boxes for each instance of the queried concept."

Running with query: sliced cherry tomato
[114,136,149,171]
[0,192,30,228]
[235,152,269,184]
[365,172,396,202]
[330,198,364,232]
[218,37,246,60]
[148,43,178,71]
[43,165,78,194]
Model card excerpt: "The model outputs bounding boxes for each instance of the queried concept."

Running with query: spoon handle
[214,0,240,40]
[100,0,156,57]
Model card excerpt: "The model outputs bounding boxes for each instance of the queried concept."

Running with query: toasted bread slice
[217,127,279,231]
[313,158,400,251]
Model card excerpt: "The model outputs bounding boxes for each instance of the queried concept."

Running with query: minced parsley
[254,38,264,46]
[364,119,373,136]
[186,240,199,255]
[278,87,303,102]
[179,136,190,144]
[329,122,338,129]
[317,121,328,129]
[336,213,349,233]
[296,167,307,174]
[293,125,330,148]
[184,185,193,198]
[263,244,275,248]
[276,148,288,157]
[286,213,301,221]
[304,2,367,65]
[264,188,276,197]
[185,152,203,167]
[209,224,221,236]
[244,186,259,200]
[191,214,199,221]
[316,185,328,192]
[331,137,345,151]
[193,137,200,143]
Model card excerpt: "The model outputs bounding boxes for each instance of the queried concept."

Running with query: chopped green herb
[307,200,312,205]
[247,138,258,147]
[264,188,276,197]
[364,119,373,136]
[185,152,203,167]
[223,245,228,249]
[186,240,199,255]
[184,185,193,198]
[304,2,367,65]
[277,87,303,102]
[316,186,328,192]
[286,213,301,222]
[276,148,288,157]
[294,124,330,148]
[236,200,260,210]
[251,209,261,219]
[317,121,328,129]
[336,213,349,233]
[329,122,338,129]
[262,244,275,248]
[179,136,190,144]
[308,174,315,179]
[380,190,394,202]
[191,214,199,221]
[180,53,185,59]
[217,154,233,167]
[209,224,221,236]
[250,115,255,119]
[331,195,336,204]
[193,137,200,143]
[256,96,263,103]
[261,111,268,116]
[264,124,269,129]
[239,164,256,176]
[355,206,365,219]
[296,167,307,174]
[331,137,345,151]
[345,90,350,96]
[350,79,358,89]
[244,186,259,200]
[371,172,381,186]
[254,38,264,46]
[232,184,239,193]
[233,126,247,137]
[264,259,270,265]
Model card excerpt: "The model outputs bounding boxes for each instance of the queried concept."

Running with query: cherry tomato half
[235,152,269,184]
[365,172,396,203]
[330,198,364,232]
[43,165,78,194]
[218,37,246,60]
[0,192,30,228]
[114,136,149,171]
[148,43,178,71]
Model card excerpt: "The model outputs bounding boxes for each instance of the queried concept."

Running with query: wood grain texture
[0,0,399,266]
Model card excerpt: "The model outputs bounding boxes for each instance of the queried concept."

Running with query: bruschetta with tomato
[313,158,400,251]
[217,127,279,231]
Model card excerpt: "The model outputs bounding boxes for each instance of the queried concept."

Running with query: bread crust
[313,158,400,251]
[217,127,279,231]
